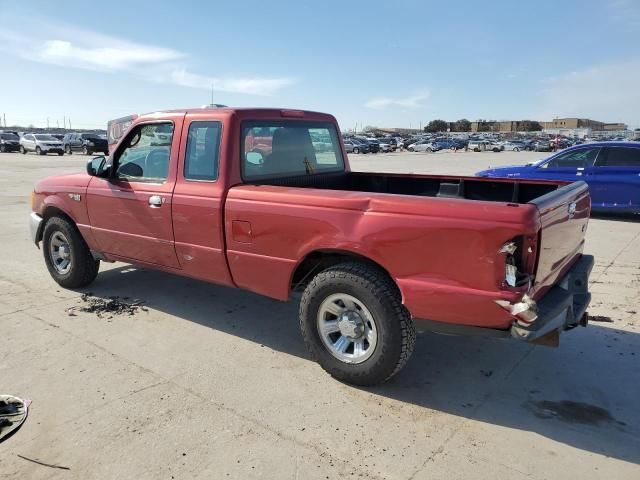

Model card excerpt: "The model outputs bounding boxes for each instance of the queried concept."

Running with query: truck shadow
[90,265,639,465]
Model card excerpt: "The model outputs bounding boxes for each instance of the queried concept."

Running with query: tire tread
[42,217,99,288]
[299,261,416,385]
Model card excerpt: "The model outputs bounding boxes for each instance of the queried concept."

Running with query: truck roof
[137,107,336,121]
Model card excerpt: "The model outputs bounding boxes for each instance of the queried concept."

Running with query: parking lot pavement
[0,151,638,479]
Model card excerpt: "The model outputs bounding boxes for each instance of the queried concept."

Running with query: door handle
[148,195,163,207]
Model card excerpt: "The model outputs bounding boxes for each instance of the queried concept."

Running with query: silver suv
[20,134,64,156]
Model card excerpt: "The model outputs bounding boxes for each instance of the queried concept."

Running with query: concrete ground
[0,149,638,479]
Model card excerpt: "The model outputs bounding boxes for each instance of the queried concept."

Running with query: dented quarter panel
[224,184,541,328]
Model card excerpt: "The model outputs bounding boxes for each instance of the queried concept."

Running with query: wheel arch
[290,249,402,299]
[36,205,78,244]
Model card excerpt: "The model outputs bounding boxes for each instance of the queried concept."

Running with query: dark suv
[0,132,21,152]
[63,132,108,155]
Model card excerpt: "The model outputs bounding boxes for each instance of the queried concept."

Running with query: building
[603,123,627,131]
[469,117,629,133]
[470,120,535,133]
[540,118,627,131]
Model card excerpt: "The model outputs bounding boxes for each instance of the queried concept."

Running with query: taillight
[499,235,536,289]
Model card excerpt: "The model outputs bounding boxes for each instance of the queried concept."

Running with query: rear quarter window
[596,147,640,167]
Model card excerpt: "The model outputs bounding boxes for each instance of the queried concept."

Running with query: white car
[501,141,526,152]
[377,139,392,152]
[408,140,437,152]
[20,134,64,156]
[468,140,502,152]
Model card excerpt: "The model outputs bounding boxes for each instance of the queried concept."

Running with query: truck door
[86,118,182,268]
[588,146,640,210]
[170,116,234,286]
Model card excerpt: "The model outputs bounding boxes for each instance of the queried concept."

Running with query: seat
[264,127,318,175]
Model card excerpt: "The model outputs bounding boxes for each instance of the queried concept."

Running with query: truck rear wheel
[42,217,100,288]
[299,262,415,386]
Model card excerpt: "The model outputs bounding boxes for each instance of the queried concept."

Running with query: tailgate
[529,181,590,297]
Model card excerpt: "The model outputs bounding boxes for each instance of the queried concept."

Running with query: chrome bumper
[29,212,43,246]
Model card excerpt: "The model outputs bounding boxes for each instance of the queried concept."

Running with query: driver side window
[115,123,174,182]
[542,148,599,169]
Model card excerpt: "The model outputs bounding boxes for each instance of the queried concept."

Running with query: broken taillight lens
[500,237,535,289]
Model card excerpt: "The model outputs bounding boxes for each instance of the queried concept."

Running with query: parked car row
[0,130,109,156]
[340,129,609,155]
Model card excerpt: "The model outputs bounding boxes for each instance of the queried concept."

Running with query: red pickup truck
[30,107,594,385]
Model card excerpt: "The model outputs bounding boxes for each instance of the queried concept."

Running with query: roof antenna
[201,83,227,109]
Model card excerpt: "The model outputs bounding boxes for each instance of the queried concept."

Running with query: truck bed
[247,171,561,204]
[227,170,590,330]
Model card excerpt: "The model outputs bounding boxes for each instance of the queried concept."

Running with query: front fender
[35,192,99,252]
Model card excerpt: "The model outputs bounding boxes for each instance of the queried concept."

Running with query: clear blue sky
[1,0,638,130]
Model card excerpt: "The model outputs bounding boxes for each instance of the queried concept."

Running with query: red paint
[32,107,590,332]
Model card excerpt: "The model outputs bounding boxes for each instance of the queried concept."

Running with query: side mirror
[86,155,107,177]
[246,151,264,165]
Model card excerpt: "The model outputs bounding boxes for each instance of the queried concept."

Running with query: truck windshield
[242,121,344,180]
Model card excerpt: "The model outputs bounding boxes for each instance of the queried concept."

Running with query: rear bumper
[510,254,594,342]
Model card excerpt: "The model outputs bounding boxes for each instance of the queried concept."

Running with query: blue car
[476,142,640,214]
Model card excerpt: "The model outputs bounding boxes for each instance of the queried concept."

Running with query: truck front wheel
[299,262,415,386]
[42,216,100,288]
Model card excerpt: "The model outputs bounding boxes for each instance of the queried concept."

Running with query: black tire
[42,216,99,288]
[299,262,416,386]
[20,146,26,154]
[58,152,64,156]
[36,146,44,155]
[513,147,519,152]
[82,145,90,155]
[66,145,73,154]
[0,145,5,153]
[408,147,414,152]
[426,147,433,152]
[353,147,359,154]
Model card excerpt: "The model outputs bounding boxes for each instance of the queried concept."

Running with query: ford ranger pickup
[30,107,594,385]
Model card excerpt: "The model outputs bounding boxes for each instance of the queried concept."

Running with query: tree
[453,119,471,132]
[424,119,448,133]
[475,120,493,132]
[517,120,542,132]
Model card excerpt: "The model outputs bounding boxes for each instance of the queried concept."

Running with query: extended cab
[30,107,594,385]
